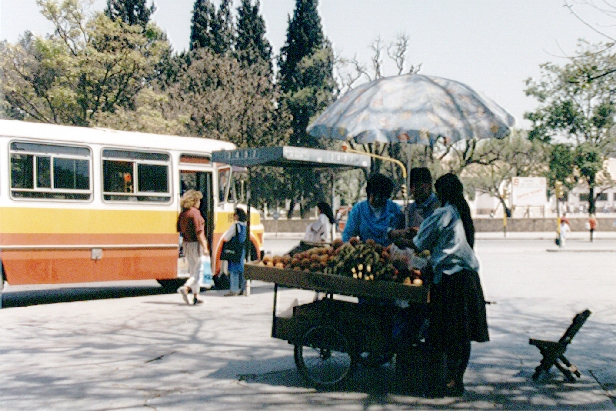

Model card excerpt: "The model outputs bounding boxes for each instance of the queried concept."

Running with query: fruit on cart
[258,240,426,286]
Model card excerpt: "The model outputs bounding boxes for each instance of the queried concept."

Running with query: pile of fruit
[259,238,425,286]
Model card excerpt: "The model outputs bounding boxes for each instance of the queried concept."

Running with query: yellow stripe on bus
[0,207,178,234]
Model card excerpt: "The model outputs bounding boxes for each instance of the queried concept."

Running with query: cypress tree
[190,0,215,51]
[279,0,326,94]
[278,0,335,215]
[190,0,234,54]
[278,0,334,147]
[236,0,272,74]
[210,0,234,55]
[105,0,155,27]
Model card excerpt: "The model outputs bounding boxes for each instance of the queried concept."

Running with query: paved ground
[1,236,615,410]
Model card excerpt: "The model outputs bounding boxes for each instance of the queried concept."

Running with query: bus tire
[157,279,186,292]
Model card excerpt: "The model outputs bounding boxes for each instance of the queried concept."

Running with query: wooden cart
[245,263,429,387]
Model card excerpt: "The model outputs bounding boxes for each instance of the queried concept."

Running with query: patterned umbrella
[307,73,515,145]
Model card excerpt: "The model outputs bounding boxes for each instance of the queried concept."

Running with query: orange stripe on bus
[2,248,177,285]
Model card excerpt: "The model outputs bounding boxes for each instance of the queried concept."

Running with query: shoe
[177,287,189,304]
[193,297,204,305]
[224,291,238,297]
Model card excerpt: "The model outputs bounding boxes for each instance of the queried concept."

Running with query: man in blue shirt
[342,173,404,246]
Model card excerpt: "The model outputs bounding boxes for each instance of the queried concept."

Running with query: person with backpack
[221,208,248,297]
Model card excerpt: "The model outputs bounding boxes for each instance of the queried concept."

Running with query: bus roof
[0,119,236,153]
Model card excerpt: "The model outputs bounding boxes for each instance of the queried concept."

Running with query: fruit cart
[245,263,429,387]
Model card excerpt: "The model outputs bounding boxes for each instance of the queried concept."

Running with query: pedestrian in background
[177,189,209,305]
[222,208,247,297]
[304,202,335,243]
[560,216,571,247]
[588,214,597,242]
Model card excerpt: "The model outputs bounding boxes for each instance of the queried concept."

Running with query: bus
[0,120,263,293]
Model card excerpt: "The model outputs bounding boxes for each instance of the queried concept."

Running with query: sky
[1,0,613,129]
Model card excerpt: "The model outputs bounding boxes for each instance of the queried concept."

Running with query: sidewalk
[1,239,615,410]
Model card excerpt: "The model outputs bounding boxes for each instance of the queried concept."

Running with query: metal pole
[557,200,562,248]
[245,168,252,296]
[331,169,336,241]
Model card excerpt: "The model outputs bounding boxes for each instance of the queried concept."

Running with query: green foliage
[190,0,215,51]
[105,0,155,27]
[167,48,289,148]
[525,41,616,215]
[235,0,272,75]
[1,0,170,126]
[548,143,575,194]
[190,0,233,54]
[277,0,335,215]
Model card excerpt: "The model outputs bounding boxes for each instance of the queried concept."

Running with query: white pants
[183,242,203,295]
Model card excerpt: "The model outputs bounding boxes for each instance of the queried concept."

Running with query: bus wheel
[157,279,186,292]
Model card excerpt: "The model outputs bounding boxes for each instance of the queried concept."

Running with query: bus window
[102,149,171,202]
[229,174,246,203]
[10,141,91,200]
[218,167,230,202]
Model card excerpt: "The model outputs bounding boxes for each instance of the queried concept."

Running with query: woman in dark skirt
[391,173,489,397]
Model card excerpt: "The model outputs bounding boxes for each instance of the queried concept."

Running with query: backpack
[220,223,246,262]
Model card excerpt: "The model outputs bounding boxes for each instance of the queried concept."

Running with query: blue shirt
[412,203,479,284]
[342,199,405,246]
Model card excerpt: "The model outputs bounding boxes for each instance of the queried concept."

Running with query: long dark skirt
[425,269,489,391]
[428,269,490,350]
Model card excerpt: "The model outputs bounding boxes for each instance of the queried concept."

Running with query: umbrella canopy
[307,73,515,145]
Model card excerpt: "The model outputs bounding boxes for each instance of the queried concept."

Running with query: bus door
[180,169,214,251]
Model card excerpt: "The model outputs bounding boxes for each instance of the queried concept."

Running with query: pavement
[1,236,615,410]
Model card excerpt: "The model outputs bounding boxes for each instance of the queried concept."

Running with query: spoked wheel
[294,325,357,388]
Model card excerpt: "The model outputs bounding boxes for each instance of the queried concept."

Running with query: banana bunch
[331,238,396,281]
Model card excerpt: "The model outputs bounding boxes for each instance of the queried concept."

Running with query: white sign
[511,177,547,207]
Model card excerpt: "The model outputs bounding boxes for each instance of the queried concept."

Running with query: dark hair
[435,173,475,248]
[409,167,432,186]
[366,173,395,199]
[317,202,335,224]
[234,207,247,222]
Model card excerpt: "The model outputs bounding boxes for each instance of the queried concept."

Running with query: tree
[462,130,549,215]
[278,0,335,216]
[525,41,616,215]
[235,0,272,75]
[1,0,171,127]
[210,0,234,55]
[190,0,215,51]
[105,0,155,27]
[167,48,289,147]
[190,0,233,54]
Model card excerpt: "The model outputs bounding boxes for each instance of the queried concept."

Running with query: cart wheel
[294,325,356,388]
[358,351,395,368]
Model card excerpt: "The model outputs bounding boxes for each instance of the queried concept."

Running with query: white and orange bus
[0,120,263,294]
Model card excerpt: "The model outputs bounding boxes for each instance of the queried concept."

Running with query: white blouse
[303,213,331,243]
